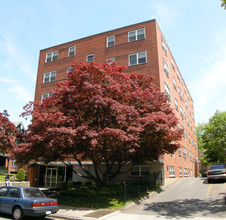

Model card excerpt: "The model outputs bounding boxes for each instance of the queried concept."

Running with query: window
[11,160,18,168]
[183,147,187,159]
[129,51,146,66]
[131,166,139,176]
[184,168,188,176]
[131,166,150,176]
[181,126,185,138]
[185,101,188,110]
[171,59,175,71]
[164,83,171,101]
[41,93,52,102]
[177,70,181,83]
[190,152,192,161]
[141,167,150,176]
[106,36,115,47]
[128,28,145,42]
[161,37,168,56]
[0,187,8,196]
[43,71,56,83]
[178,87,182,101]
[87,54,94,62]
[163,59,169,78]
[68,46,76,57]
[180,106,184,120]
[106,58,115,64]
[45,51,58,62]
[67,67,72,73]
[175,98,178,111]
[7,188,20,198]
[173,78,177,90]
[178,148,181,157]
[179,168,183,177]
[169,166,175,177]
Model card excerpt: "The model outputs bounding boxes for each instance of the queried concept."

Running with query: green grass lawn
[52,183,157,209]
[56,194,126,209]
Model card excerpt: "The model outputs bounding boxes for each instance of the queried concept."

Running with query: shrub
[16,168,25,181]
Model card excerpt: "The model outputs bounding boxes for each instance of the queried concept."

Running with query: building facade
[30,19,198,187]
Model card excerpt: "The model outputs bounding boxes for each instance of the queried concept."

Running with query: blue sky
[0,0,225,128]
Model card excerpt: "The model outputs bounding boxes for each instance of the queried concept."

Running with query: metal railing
[123,171,162,203]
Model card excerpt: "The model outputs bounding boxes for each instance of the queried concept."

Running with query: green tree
[201,110,226,163]
[16,168,25,181]
[221,0,226,9]
[196,123,209,167]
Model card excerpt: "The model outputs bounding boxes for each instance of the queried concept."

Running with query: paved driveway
[105,178,226,220]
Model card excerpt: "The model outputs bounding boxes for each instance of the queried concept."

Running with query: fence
[123,171,162,203]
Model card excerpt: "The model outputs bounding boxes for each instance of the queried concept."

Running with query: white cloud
[149,1,185,30]
[0,34,36,82]
[0,78,33,102]
[189,32,226,124]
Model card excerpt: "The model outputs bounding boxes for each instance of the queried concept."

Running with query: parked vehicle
[207,163,226,183]
[0,186,58,220]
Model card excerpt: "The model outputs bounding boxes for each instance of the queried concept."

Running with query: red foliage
[14,61,182,186]
[0,110,18,153]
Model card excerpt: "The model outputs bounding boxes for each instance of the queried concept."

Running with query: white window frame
[131,166,150,176]
[68,46,76,57]
[129,51,147,66]
[179,168,183,177]
[178,148,181,157]
[173,78,177,90]
[45,50,58,62]
[171,59,175,71]
[67,67,72,73]
[106,58,115,64]
[177,70,181,83]
[183,147,187,159]
[41,93,52,102]
[164,83,171,102]
[169,166,175,177]
[161,37,168,56]
[163,59,169,78]
[106,36,115,47]
[128,28,145,42]
[180,106,184,120]
[184,168,188,177]
[175,98,178,111]
[86,54,94,62]
[43,71,56,83]
[178,87,183,101]
[11,160,18,168]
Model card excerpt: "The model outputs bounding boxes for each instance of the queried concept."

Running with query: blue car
[0,186,58,220]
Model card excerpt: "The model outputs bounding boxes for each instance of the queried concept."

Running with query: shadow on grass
[56,194,125,209]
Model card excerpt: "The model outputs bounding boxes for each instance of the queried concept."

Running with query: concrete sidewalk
[50,206,118,220]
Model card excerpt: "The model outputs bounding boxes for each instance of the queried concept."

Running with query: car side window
[0,187,8,196]
[6,188,20,198]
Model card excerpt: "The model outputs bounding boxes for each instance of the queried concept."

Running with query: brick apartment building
[29,19,198,187]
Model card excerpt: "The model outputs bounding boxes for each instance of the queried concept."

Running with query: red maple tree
[14,61,182,187]
[0,110,18,153]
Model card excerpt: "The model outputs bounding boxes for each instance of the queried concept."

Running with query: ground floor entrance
[38,165,72,187]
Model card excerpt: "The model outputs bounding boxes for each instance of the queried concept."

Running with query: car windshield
[210,165,225,170]
[23,188,46,199]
